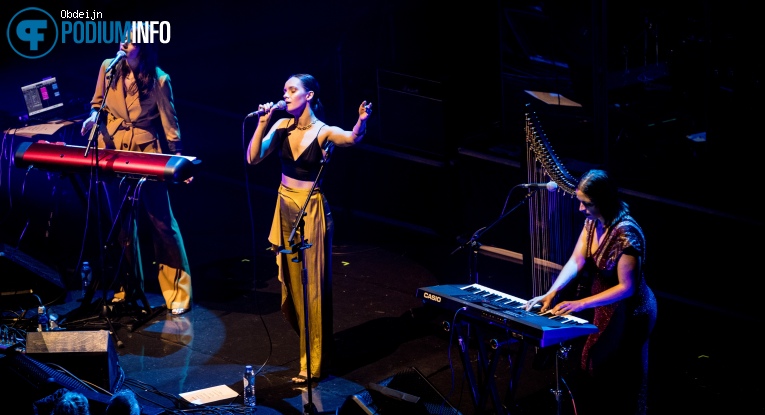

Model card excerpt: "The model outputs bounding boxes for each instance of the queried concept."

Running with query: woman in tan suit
[81,30,192,315]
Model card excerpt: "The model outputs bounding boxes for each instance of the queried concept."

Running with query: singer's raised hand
[359,101,372,120]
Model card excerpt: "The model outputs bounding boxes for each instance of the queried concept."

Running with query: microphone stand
[447,186,545,414]
[451,188,540,285]
[72,67,123,347]
[83,64,114,157]
[280,141,335,415]
[551,344,573,415]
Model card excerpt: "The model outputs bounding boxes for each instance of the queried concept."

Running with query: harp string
[525,112,579,297]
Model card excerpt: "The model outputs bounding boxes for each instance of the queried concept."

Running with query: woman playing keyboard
[525,169,658,415]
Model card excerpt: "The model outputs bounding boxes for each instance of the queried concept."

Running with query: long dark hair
[111,30,158,100]
[290,73,325,119]
[577,169,629,226]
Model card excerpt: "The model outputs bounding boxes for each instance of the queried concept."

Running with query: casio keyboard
[416,283,597,348]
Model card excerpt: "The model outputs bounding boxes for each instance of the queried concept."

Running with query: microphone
[247,100,286,117]
[105,50,127,73]
[521,181,559,191]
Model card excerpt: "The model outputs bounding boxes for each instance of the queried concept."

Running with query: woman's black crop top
[279,125,326,181]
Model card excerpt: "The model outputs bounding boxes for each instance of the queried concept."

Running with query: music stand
[279,141,335,415]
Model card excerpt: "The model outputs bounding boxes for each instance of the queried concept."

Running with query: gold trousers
[268,184,334,378]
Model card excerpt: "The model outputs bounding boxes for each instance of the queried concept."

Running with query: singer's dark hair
[111,25,158,100]
[577,169,629,226]
[289,73,325,119]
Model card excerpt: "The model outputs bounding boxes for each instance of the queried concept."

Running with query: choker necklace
[295,119,318,130]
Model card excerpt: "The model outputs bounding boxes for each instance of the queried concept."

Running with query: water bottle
[81,261,92,298]
[37,305,49,332]
[243,365,256,408]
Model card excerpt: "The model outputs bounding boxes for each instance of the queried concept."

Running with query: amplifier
[376,70,447,158]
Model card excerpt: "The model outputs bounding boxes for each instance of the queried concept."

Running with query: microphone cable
[240,114,275,378]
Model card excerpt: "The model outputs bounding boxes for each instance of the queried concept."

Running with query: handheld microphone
[521,181,559,191]
[105,50,127,73]
[247,100,286,118]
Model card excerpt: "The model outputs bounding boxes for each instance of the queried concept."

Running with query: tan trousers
[269,184,334,378]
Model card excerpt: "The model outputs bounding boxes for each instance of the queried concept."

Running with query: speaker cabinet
[376,70,446,158]
[26,330,121,393]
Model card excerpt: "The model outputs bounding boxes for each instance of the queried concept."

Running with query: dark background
[1,0,763,398]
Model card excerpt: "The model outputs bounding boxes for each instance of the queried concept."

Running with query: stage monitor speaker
[26,330,121,393]
[338,367,460,415]
[376,70,446,158]
[0,244,65,305]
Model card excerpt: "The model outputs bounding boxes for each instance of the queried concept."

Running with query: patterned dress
[579,214,658,415]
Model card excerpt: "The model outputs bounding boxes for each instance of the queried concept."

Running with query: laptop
[20,76,67,124]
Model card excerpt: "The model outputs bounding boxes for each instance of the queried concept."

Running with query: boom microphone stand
[447,185,550,414]
[70,66,123,347]
[279,141,335,415]
[451,187,540,284]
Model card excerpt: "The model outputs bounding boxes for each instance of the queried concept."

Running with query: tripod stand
[64,174,165,336]
[63,68,163,340]
[100,177,166,330]
[278,141,335,415]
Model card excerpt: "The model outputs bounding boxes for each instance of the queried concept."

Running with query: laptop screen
[21,77,64,118]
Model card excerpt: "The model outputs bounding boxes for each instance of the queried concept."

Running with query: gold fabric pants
[268,184,334,378]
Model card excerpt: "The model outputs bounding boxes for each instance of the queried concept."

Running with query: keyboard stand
[453,315,530,415]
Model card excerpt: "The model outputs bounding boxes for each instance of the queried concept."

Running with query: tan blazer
[89,59,182,154]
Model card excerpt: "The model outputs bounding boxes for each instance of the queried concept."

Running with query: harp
[524,110,582,297]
